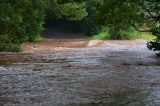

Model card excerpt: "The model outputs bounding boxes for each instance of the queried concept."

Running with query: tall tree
[98,0,144,30]
[96,0,144,39]
[83,0,103,34]
[143,0,160,55]
[0,0,46,51]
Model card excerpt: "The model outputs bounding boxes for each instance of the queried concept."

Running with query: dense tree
[98,0,143,27]
[96,0,144,39]
[47,0,87,21]
[0,0,46,51]
[82,0,103,35]
[143,0,160,55]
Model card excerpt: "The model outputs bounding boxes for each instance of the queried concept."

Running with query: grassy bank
[139,32,156,41]
[92,31,156,41]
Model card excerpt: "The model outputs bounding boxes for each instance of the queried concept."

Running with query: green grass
[139,32,156,41]
[92,32,156,41]
[33,35,43,42]
[92,32,111,40]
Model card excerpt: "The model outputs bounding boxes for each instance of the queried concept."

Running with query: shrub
[109,27,139,40]
[92,26,139,40]
[0,34,20,52]
[92,32,111,40]
[47,1,88,21]
[92,27,111,40]
[0,0,46,51]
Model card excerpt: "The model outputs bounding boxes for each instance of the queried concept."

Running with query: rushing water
[0,40,160,106]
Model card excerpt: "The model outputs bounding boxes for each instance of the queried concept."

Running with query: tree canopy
[47,0,87,21]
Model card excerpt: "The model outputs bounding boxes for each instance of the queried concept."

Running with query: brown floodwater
[0,39,160,106]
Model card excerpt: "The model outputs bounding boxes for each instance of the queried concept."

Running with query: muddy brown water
[0,39,160,106]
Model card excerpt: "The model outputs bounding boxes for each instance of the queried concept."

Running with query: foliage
[0,0,88,52]
[0,34,20,52]
[82,0,103,35]
[0,0,46,51]
[92,26,139,40]
[92,27,111,40]
[92,32,111,40]
[142,0,160,54]
[109,26,139,40]
[47,0,88,21]
[96,0,143,39]
[0,0,159,54]
[139,32,156,41]
[98,0,141,26]
[142,0,160,35]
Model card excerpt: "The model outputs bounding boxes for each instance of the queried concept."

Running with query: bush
[92,27,111,40]
[109,27,139,40]
[47,1,87,21]
[92,26,139,40]
[30,34,43,42]
[92,32,111,40]
[0,0,46,52]
[0,35,20,52]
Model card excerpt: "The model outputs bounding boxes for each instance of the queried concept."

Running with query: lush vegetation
[0,0,160,53]
[140,32,156,41]
[144,0,160,55]
[0,0,46,51]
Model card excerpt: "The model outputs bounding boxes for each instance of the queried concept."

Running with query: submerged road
[0,39,160,106]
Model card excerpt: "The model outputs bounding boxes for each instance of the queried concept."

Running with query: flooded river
[0,40,160,106]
